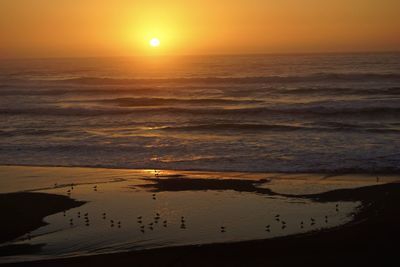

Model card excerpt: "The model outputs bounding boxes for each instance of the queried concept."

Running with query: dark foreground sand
[0,192,85,256]
[1,181,399,267]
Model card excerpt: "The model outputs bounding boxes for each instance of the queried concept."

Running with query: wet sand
[0,192,85,245]
[0,167,399,266]
[0,192,85,258]
[23,183,400,267]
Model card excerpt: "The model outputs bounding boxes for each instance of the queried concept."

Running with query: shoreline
[0,192,85,245]
[0,167,399,266]
[1,182,398,266]
[1,163,399,177]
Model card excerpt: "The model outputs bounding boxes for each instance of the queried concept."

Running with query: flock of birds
[35,171,344,244]
[52,179,342,236]
[60,205,340,235]
[18,171,377,243]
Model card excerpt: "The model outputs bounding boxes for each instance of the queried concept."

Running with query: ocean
[1,53,400,173]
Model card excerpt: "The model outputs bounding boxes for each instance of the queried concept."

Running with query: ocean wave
[274,87,400,96]
[2,105,400,117]
[4,86,400,98]
[97,97,262,106]
[160,123,399,133]
[0,129,67,137]
[2,72,400,85]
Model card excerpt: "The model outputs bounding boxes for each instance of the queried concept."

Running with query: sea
[1,53,400,173]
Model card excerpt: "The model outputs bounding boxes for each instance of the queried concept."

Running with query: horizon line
[1,50,399,61]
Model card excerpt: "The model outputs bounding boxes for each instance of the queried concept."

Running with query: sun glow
[149,38,160,47]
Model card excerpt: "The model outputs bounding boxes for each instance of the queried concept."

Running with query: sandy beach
[2,1,400,265]
[0,166,399,266]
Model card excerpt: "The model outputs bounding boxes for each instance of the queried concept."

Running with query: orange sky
[1,0,399,58]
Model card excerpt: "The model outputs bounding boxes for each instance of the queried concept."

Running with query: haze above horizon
[1,0,399,58]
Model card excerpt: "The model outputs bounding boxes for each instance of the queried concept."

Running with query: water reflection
[5,177,359,262]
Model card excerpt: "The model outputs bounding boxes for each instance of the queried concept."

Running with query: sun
[149,38,160,47]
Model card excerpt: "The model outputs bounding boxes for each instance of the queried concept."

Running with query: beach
[2,0,400,265]
[0,166,399,266]
[1,54,399,266]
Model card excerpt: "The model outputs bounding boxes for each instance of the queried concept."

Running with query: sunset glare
[149,38,161,47]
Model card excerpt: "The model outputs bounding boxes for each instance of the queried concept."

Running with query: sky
[0,0,399,58]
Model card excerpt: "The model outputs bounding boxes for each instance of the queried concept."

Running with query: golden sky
[1,0,399,58]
